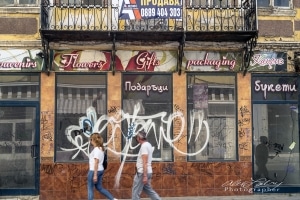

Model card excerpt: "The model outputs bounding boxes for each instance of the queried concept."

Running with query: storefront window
[55,74,107,162]
[253,104,299,185]
[187,74,237,161]
[122,74,173,161]
[252,74,300,192]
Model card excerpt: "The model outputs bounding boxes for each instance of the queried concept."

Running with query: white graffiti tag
[61,102,210,187]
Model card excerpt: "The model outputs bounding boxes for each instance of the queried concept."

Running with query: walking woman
[88,133,118,200]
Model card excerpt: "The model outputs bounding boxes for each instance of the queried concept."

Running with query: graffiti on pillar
[238,105,251,154]
[173,104,186,148]
[41,111,54,157]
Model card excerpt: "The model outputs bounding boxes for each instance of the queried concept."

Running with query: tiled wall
[39,73,253,199]
[39,162,252,200]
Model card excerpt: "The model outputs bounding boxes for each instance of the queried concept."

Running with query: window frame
[273,0,290,8]
[186,72,238,162]
[0,73,40,195]
[0,0,38,6]
[258,0,291,9]
[251,73,300,193]
[54,73,108,163]
[121,72,174,162]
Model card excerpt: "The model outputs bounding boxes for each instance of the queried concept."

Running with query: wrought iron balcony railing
[41,0,256,33]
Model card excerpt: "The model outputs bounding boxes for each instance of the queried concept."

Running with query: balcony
[40,0,257,43]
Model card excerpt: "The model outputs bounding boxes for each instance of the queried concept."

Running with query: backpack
[103,150,108,170]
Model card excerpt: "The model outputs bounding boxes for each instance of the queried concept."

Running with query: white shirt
[89,147,104,171]
[136,141,153,174]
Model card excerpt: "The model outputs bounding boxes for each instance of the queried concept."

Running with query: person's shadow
[255,136,270,179]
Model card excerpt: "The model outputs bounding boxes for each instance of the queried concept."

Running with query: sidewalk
[1,194,300,200]
[159,194,300,200]
[133,193,300,200]
[124,193,300,200]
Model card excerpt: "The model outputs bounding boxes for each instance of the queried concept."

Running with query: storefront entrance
[0,102,40,195]
[252,74,300,193]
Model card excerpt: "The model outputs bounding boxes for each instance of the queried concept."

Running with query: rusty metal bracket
[243,34,257,76]
[111,32,116,76]
[178,32,186,75]
[41,36,50,76]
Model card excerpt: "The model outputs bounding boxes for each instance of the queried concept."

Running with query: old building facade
[0,0,299,199]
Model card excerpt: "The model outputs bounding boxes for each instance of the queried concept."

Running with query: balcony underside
[40,30,258,43]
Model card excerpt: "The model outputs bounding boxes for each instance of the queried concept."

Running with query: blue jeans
[132,173,161,200]
[87,170,114,200]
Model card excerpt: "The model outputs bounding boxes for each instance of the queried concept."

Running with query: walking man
[132,130,161,200]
